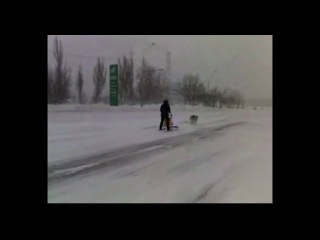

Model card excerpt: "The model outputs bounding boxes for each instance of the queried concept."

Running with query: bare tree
[136,58,146,107]
[215,89,226,108]
[216,88,244,109]
[118,55,135,104]
[230,90,241,108]
[75,65,86,104]
[48,65,52,103]
[118,56,132,104]
[92,58,107,103]
[128,56,135,102]
[228,90,244,108]
[151,71,166,103]
[196,82,206,104]
[52,37,71,104]
[188,82,245,109]
[179,74,204,105]
[118,57,124,103]
[136,59,166,107]
[208,87,219,107]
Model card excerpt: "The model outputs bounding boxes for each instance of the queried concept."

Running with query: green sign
[109,64,119,106]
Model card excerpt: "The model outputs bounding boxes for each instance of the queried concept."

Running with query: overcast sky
[47,35,272,102]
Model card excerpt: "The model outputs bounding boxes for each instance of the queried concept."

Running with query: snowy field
[48,104,272,203]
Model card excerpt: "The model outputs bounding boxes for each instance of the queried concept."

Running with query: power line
[47,49,238,83]
[48,49,144,62]
[47,49,120,61]
[48,49,167,63]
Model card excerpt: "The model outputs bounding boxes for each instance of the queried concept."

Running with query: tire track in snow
[48,122,247,185]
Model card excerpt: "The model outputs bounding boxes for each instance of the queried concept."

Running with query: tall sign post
[109,64,119,106]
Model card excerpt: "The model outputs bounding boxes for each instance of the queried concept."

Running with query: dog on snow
[189,115,199,124]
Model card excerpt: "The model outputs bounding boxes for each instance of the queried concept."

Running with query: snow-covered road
[48,105,272,203]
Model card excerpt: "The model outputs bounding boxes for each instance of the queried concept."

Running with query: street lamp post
[151,45,171,103]
[141,43,155,108]
[207,68,219,106]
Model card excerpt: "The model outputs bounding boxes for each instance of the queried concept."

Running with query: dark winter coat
[160,101,171,117]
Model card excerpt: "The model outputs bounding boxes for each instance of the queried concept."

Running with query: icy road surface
[48,105,272,203]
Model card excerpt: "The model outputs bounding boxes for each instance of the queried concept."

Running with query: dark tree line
[48,37,244,107]
[48,37,107,105]
[178,74,244,108]
[136,59,167,107]
[48,37,167,106]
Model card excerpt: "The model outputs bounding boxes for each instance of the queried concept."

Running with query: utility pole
[207,68,219,106]
[166,51,171,102]
[141,43,155,108]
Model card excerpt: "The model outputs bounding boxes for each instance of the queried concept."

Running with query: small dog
[189,115,199,124]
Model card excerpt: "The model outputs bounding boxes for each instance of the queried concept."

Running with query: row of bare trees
[48,37,107,104]
[178,74,206,105]
[136,59,168,107]
[48,37,167,105]
[48,37,244,107]
[178,74,244,108]
[118,56,134,103]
